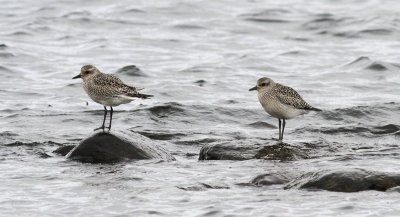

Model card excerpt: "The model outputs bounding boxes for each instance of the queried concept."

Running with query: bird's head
[249,77,274,92]
[72,64,99,81]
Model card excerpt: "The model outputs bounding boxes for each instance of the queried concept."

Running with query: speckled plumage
[79,65,151,107]
[269,83,319,112]
[249,77,320,141]
[73,64,152,131]
[84,72,146,106]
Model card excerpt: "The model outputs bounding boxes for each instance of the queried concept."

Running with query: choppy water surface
[1,0,400,216]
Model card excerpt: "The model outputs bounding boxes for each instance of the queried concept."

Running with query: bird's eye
[85,70,90,74]
[261,83,266,86]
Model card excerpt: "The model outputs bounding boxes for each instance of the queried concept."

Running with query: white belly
[83,82,134,107]
[259,95,307,119]
[95,96,134,107]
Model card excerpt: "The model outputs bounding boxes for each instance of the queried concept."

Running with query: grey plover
[73,64,152,131]
[249,77,320,141]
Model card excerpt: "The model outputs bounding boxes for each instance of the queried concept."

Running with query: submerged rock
[286,168,400,192]
[53,145,75,156]
[251,173,290,186]
[199,140,308,161]
[199,141,263,160]
[66,130,175,163]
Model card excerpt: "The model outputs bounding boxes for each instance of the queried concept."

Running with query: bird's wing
[92,74,142,98]
[92,73,123,86]
[274,84,315,110]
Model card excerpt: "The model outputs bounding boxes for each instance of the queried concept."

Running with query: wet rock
[199,140,308,161]
[53,145,75,156]
[255,144,309,160]
[66,130,175,163]
[286,168,400,192]
[37,151,52,159]
[251,173,290,186]
[199,141,263,160]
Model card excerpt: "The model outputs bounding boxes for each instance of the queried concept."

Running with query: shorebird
[73,64,152,131]
[249,77,320,141]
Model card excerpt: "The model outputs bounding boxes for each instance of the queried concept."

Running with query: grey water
[1,0,400,216]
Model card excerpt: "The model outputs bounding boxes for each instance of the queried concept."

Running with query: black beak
[72,74,81,79]
[249,86,257,91]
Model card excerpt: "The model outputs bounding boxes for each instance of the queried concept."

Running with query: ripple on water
[342,56,400,72]
[240,8,293,23]
[302,16,351,30]
[1,0,400,216]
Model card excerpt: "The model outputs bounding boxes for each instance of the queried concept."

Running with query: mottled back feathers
[87,71,152,99]
[273,83,320,111]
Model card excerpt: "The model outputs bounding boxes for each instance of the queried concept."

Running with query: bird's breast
[258,92,303,119]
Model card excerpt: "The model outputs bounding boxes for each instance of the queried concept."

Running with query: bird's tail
[136,93,153,99]
[310,107,322,111]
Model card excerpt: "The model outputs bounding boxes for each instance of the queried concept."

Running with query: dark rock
[251,173,290,186]
[286,168,400,192]
[115,65,147,77]
[66,130,175,163]
[199,140,308,161]
[199,141,264,160]
[53,145,75,156]
[256,144,308,160]
[37,151,52,159]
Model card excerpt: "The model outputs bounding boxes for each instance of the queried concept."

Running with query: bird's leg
[107,106,113,131]
[278,119,282,141]
[94,106,107,131]
[281,119,286,141]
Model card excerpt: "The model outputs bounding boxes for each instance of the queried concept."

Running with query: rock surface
[199,140,309,161]
[66,130,175,163]
[251,173,290,186]
[286,168,400,192]
[53,145,75,156]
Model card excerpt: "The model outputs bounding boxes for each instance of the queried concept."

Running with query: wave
[240,9,292,23]
[342,56,400,72]
[115,65,147,77]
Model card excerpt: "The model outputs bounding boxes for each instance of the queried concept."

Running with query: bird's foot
[94,125,105,132]
[277,139,283,145]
